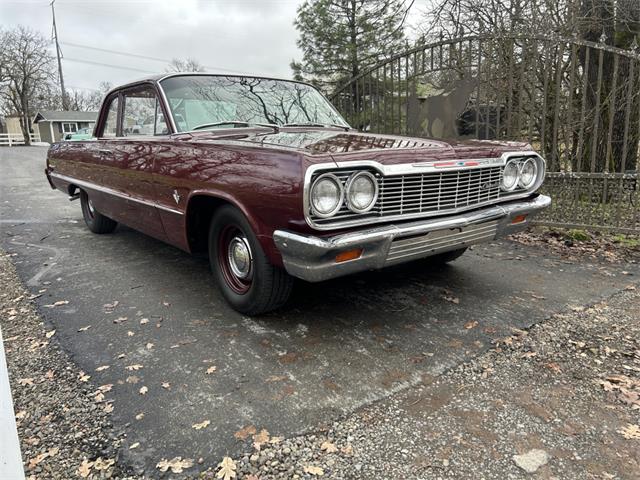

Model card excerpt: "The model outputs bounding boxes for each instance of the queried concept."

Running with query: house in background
[33,111,98,143]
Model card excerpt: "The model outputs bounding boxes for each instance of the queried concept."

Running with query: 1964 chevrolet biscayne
[45,73,551,314]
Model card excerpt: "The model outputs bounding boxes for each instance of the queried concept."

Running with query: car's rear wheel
[209,205,293,315]
[80,190,117,234]
[429,247,467,263]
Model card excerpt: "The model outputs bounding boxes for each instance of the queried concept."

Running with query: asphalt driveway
[1,146,637,475]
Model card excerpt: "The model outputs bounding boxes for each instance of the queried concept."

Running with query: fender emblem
[172,189,181,204]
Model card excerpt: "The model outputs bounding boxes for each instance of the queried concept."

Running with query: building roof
[33,111,98,123]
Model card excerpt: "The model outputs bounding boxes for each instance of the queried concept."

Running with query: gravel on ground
[2,236,639,479]
[0,251,135,479]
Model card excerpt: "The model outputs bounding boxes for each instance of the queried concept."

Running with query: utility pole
[51,0,69,110]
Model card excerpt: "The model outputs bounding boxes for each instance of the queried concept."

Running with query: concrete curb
[0,326,25,480]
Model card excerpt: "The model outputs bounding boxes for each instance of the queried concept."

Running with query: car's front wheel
[80,190,117,234]
[209,205,293,315]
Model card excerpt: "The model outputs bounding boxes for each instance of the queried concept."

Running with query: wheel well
[68,184,79,196]
[186,195,230,253]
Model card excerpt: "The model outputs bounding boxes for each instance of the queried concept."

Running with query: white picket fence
[0,132,41,146]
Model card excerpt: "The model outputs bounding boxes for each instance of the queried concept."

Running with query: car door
[97,85,169,241]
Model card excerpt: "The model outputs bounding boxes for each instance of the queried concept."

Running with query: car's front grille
[311,166,504,226]
[385,220,500,265]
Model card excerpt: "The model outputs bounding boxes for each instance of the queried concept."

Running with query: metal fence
[330,34,640,234]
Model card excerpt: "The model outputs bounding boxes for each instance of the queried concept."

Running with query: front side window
[102,97,119,137]
[160,75,349,132]
[122,88,168,136]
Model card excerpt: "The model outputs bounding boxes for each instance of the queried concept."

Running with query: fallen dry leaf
[129,442,140,450]
[341,444,354,456]
[44,370,55,379]
[206,366,217,374]
[18,378,34,386]
[216,457,236,480]
[104,403,114,413]
[113,316,127,324]
[45,300,69,308]
[156,457,194,474]
[94,392,105,402]
[77,458,93,478]
[139,386,148,395]
[234,425,257,440]
[140,318,149,325]
[93,457,115,471]
[192,420,211,430]
[545,362,562,373]
[126,364,143,371]
[146,342,154,350]
[619,423,640,439]
[98,384,113,392]
[95,365,110,372]
[78,325,91,332]
[464,320,478,330]
[135,412,144,420]
[161,382,171,390]
[15,410,27,420]
[303,465,324,476]
[78,372,90,382]
[45,329,56,338]
[126,375,139,384]
[320,441,338,453]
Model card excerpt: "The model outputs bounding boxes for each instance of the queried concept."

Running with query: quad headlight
[501,160,520,191]
[310,173,343,218]
[501,157,542,192]
[346,171,378,213]
[518,158,538,189]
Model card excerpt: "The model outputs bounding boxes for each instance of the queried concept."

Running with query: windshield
[160,75,349,132]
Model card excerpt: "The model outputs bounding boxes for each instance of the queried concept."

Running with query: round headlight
[346,171,378,213]
[502,160,519,191]
[518,158,537,189]
[310,174,343,217]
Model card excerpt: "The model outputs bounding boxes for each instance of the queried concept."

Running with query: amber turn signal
[511,214,527,224]
[335,248,363,263]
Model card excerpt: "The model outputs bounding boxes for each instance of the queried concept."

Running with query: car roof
[105,73,318,98]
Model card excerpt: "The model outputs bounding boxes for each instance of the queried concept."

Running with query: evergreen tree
[291,0,414,92]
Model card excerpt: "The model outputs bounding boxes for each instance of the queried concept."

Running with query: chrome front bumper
[273,194,551,282]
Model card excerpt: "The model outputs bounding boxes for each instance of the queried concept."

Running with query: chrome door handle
[99,149,113,155]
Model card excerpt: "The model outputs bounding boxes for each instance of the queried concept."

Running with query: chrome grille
[311,166,503,226]
[385,220,499,265]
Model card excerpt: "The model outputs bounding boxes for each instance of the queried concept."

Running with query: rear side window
[102,97,119,137]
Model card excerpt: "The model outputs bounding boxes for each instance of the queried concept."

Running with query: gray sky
[0,0,306,92]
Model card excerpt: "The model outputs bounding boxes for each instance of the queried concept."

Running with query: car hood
[185,128,531,164]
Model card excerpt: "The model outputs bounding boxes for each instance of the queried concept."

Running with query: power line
[63,57,157,74]
[60,42,254,75]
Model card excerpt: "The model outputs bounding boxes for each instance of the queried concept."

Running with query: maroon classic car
[45,74,550,314]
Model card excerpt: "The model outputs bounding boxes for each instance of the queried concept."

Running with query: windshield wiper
[283,122,350,131]
[191,121,279,132]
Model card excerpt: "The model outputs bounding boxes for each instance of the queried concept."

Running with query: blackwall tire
[209,205,293,315]
[80,190,117,234]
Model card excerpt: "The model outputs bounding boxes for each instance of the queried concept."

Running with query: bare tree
[166,58,206,73]
[65,82,113,112]
[0,26,56,145]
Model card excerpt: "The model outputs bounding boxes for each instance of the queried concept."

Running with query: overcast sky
[0,0,309,92]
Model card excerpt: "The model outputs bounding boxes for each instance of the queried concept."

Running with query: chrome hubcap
[87,199,96,216]
[227,236,252,279]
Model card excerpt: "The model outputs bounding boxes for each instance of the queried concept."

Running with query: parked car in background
[45,73,550,315]
[64,127,93,141]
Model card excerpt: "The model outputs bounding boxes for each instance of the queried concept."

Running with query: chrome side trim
[303,151,546,231]
[274,194,551,282]
[49,172,184,215]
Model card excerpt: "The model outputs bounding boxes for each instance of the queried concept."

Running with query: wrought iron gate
[330,34,640,234]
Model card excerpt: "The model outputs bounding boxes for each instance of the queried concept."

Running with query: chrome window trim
[49,172,184,215]
[303,151,546,231]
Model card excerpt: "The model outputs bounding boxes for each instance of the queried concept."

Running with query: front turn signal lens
[511,214,527,224]
[335,248,363,263]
